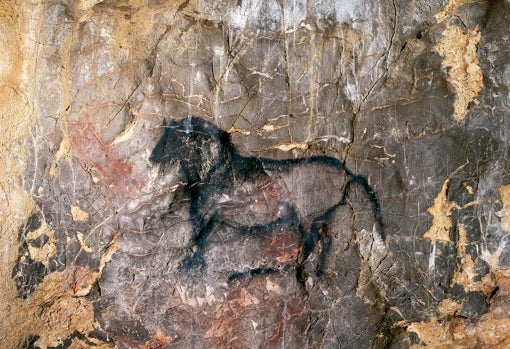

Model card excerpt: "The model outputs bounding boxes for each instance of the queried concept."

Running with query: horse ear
[168,119,179,128]
[219,129,231,145]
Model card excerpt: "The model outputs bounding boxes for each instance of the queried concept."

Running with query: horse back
[261,156,348,223]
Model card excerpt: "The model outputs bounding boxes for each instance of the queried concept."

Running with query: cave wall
[1,0,510,348]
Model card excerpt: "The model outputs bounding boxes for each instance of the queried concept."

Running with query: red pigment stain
[267,182,284,198]
[140,329,174,349]
[69,121,134,196]
[263,229,301,263]
[260,180,288,202]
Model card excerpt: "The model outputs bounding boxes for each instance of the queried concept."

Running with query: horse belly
[214,179,291,228]
[208,181,303,267]
[205,217,303,272]
[268,162,346,219]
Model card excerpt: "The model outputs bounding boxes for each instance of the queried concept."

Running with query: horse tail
[301,167,384,277]
[342,167,385,242]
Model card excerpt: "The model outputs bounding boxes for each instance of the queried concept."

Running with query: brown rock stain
[71,204,90,222]
[424,181,477,242]
[497,184,510,232]
[20,231,120,347]
[423,179,455,242]
[451,225,475,288]
[409,271,510,348]
[0,1,45,348]
[25,223,57,266]
[140,328,174,349]
[61,265,99,296]
[437,298,464,315]
[435,0,471,22]
[207,281,258,343]
[206,275,309,348]
[449,224,496,296]
[29,271,97,348]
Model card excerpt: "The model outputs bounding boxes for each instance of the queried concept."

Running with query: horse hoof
[227,267,278,284]
[178,254,206,273]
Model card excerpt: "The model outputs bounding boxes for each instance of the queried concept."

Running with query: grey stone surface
[5,0,510,348]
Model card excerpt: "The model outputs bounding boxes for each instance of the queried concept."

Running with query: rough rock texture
[1,0,510,348]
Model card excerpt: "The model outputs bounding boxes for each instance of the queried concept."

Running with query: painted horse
[150,117,384,279]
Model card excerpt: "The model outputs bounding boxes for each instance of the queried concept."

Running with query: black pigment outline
[150,116,384,279]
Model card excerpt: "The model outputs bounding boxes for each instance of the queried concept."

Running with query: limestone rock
[1,0,510,348]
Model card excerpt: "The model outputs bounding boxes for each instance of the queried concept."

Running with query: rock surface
[1,0,510,348]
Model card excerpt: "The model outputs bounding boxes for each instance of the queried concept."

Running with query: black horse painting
[150,116,384,280]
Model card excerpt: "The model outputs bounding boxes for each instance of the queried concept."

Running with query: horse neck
[181,146,233,186]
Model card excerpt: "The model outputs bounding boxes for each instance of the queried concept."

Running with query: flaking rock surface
[1,0,510,348]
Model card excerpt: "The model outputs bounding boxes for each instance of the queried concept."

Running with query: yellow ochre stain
[434,22,483,122]
[497,184,510,232]
[71,205,90,222]
[423,179,455,242]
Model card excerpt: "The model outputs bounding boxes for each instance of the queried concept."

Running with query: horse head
[150,117,233,184]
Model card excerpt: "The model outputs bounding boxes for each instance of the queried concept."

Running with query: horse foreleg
[178,214,216,273]
[301,226,319,265]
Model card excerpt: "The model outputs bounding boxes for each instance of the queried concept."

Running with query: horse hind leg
[178,253,206,273]
[227,267,278,284]
[314,219,331,276]
[178,232,208,272]
[299,216,331,277]
[346,174,385,241]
